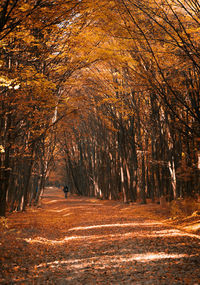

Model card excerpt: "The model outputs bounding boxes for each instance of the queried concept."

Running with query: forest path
[0,187,200,284]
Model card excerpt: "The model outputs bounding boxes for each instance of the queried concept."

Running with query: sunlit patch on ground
[45,200,60,204]
[24,226,200,246]
[85,199,103,203]
[66,205,104,208]
[183,223,200,232]
[36,252,191,270]
[1,188,200,284]
[68,222,162,231]
[25,233,134,245]
[151,229,200,239]
[47,208,70,213]
[63,213,72,217]
[25,236,87,244]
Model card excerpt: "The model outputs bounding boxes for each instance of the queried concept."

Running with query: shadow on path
[0,187,200,284]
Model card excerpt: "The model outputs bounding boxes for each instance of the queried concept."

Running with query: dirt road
[0,187,200,284]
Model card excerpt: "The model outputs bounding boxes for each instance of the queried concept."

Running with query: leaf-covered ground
[0,187,200,284]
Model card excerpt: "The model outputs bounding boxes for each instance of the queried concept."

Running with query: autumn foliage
[0,0,200,216]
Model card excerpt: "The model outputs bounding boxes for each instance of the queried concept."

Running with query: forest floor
[0,187,200,284]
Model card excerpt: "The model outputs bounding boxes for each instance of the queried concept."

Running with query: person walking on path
[63,185,69,199]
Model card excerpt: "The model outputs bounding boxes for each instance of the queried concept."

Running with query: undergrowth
[0,217,8,229]
[170,197,200,219]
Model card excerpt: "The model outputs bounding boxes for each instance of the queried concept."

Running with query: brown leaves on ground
[0,187,200,284]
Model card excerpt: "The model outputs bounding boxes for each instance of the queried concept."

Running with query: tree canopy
[0,0,200,216]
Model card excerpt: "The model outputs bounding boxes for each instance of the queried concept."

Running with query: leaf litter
[0,187,200,284]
